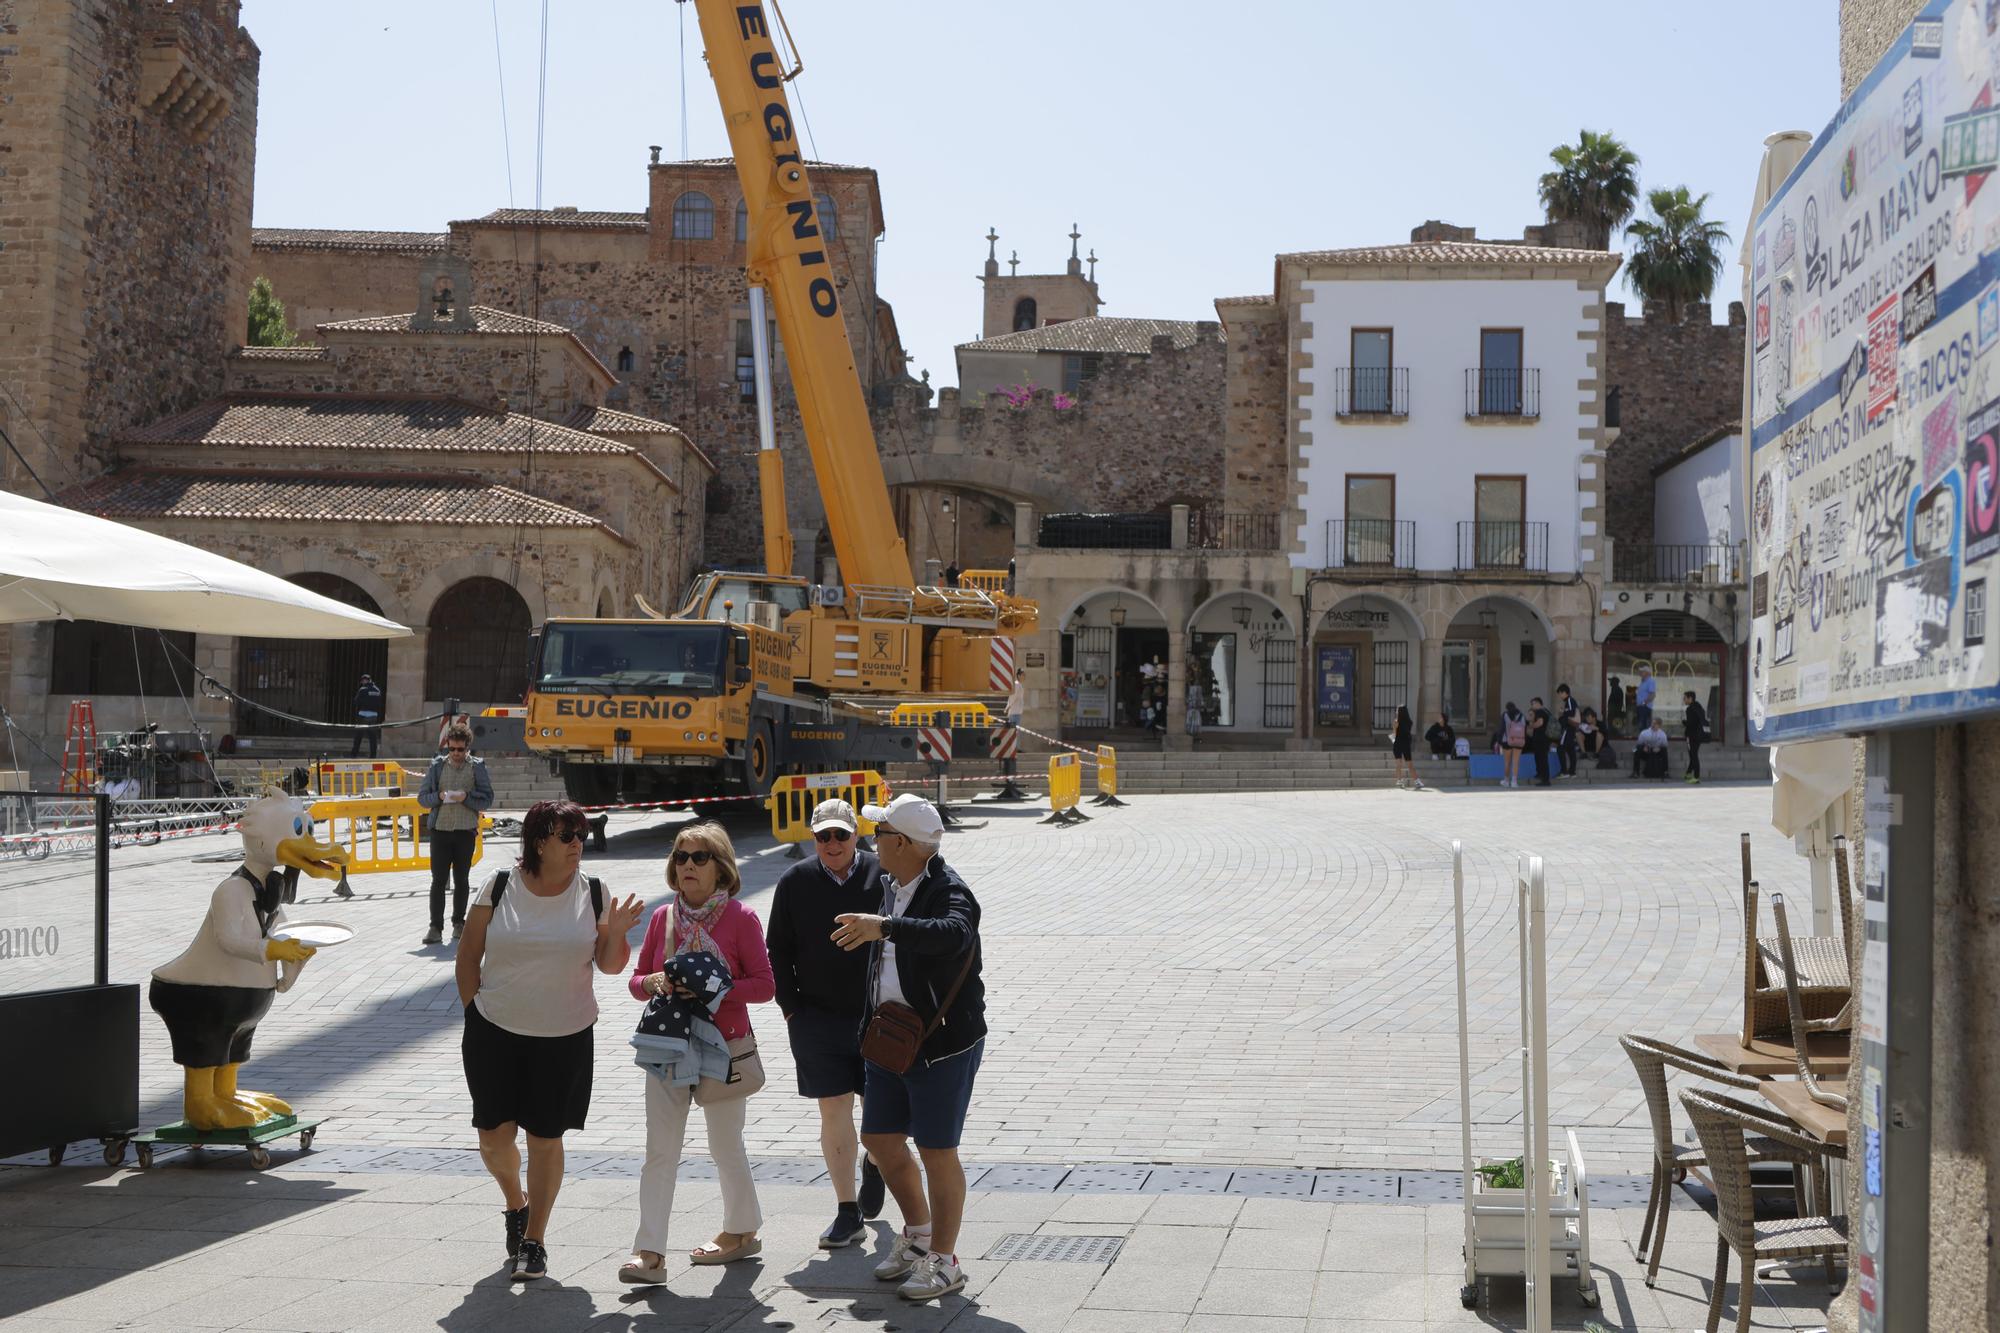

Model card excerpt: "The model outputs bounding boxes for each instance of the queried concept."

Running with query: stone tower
[979,224,1101,338]
[0,0,260,495]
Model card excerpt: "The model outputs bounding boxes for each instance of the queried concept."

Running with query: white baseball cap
[861,792,944,842]
[809,798,858,833]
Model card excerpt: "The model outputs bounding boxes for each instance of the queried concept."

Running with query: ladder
[60,700,98,793]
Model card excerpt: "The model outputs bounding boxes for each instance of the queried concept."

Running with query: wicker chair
[1618,1035,1817,1288]
[1681,1088,1847,1333]
[1740,833,1853,1045]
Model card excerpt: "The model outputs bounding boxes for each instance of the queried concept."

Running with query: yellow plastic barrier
[309,796,490,876]
[1091,744,1127,806]
[1042,753,1090,826]
[768,770,886,846]
[956,569,1009,593]
[313,760,417,798]
[888,701,991,729]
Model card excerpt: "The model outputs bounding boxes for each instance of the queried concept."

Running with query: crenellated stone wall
[1602,299,1746,546]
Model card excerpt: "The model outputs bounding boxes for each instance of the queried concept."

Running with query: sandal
[618,1254,669,1284]
[689,1235,762,1265]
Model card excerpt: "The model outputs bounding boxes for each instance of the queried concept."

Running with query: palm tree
[1624,187,1733,323]
[1537,130,1640,249]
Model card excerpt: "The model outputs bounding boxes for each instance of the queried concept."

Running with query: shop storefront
[1310,597,1420,740]
[1600,609,1726,739]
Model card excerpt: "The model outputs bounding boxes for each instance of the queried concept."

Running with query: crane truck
[522,0,1036,806]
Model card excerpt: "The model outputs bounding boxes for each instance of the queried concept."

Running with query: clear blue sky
[242,1,1840,389]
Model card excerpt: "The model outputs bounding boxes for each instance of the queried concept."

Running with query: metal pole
[94,792,110,987]
[1453,841,1477,1304]
[748,285,779,459]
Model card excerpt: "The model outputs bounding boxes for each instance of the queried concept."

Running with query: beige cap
[809,798,858,833]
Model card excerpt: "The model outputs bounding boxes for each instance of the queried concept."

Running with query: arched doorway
[1311,595,1423,740]
[1441,595,1554,736]
[234,574,389,739]
[1059,589,1168,731]
[1601,608,1727,739]
[425,577,533,706]
[892,485,1018,581]
[1186,592,1296,732]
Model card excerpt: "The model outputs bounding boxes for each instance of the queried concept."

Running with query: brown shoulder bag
[861,944,976,1075]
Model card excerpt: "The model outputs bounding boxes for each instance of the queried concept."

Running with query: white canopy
[0,490,409,639]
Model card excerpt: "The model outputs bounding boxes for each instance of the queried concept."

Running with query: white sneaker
[898,1251,967,1302]
[874,1230,928,1282]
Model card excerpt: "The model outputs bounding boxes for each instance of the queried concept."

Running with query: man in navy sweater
[766,799,888,1248]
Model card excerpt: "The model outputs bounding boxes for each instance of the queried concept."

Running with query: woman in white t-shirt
[456,800,642,1282]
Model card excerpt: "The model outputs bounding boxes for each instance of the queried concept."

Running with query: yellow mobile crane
[523,0,1036,805]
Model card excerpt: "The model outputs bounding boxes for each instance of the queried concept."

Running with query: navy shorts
[787,1005,866,1099]
[862,1038,984,1151]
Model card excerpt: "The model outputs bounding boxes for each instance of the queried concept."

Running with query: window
[1968,578,1988,645]
[734,319,779,401]
[1478,328,1524,414]
[1474,475,1526,567]
[1013,297,1037,331]
[734,198,748,243]
[1350,329,1392,413]
[1060,353,1101,394]
[1344,475,1395,565]
[815,192,839,242]
[50,622,196,696]
[671,191,714,240]
[615,346,634,373]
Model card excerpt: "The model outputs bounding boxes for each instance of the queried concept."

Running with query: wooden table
[1694,1031,1850,1078]
[1757,1078,1849,1147]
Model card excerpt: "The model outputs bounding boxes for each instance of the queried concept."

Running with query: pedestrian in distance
[1499,702,1527,788]
[831,793,985,1303]
[621,821,773,1282]
[1526,696,1554,787]
[1632,663,1657,731]
[418,722,494,946]
[349,673,383,758]
[1425,711,1456,760]
[1184,673,1205,745]
[457,800,644,1282]
[1633,717,1671,780]
[1606,675,1627,736]
[765,799,889,1250]
[1391,704,1421,788]
[1554,684,1580,777]
[1682,690,1710,785]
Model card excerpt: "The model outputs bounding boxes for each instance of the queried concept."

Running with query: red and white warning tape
[1007,724,1100,766]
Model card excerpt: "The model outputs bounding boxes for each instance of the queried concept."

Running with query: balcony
[1193,510,1282,551]
[1333,367,1409,418]
[1456,520,1549,572]
[1036,512,1172,550]
[1324,519,1416,571]
[1464,367,1540,419]
[1613,542,1743,585]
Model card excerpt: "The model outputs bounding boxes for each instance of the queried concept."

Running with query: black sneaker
[859,1157,886,1219]
[503,1206,528,1259]
[820,1207,866,1249]
[512,1238,547,1281]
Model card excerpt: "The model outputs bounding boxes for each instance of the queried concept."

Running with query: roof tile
[957,317,1203,356]
[453,208,648,230]
[117,394,638,457]
[61,468,604,528]
[252,228,449,253]
[1278,240,1619,267]
[318,305,577,336]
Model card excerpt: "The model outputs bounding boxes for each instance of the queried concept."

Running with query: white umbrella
[0,490,409,638]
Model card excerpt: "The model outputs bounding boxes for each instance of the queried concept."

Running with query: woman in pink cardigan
[618,821,774,1284]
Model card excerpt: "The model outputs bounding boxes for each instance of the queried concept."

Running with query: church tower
[978,225,1102,338]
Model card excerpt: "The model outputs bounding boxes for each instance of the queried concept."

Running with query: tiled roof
[252,228,448,253]
[957,317,1202,356]
[318,306,576,336]
[1215,294,1274,305]
[454,208,648,230]
[563,404,718,474]
[62,467,605,529]
[1278,241,1619,267]
[664,157,871,174]
[229,345,330,361]
[118,395,638,457]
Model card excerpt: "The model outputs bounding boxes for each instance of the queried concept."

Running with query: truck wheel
[560,765,616,808]
[745,723,778,797]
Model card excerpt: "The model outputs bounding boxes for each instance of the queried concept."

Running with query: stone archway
[425,577,534,707]
[1185,590,1297,732]
[1440,594,1557,734]
[1059,587,1170,731]
[1308,593,1425,739]
[893,483,1021,579]
[233,573,390,741]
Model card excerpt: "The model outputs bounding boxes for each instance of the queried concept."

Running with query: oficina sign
[1747,0,2000,743]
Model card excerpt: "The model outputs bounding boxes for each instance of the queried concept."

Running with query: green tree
[1624,186,1733,323]
[1537,129,1641,250]
[245,276,298,347]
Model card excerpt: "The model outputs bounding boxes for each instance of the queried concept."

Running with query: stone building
[974,225,1102,339]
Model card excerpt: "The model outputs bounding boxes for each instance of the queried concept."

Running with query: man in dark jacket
[1682,691,1710,785]
[767,799,889,1248]
[832,793,983,1303]
[1526,696,1554,787]
[349,674,384,758]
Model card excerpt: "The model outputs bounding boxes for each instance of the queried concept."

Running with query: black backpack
[489,869,604,919]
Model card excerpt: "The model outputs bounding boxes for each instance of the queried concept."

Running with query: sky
[241,1,1842,390]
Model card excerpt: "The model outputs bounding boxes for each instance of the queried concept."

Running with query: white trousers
[633,1072,762,1255]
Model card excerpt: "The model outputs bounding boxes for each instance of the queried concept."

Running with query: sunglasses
[814,828,853,843]
[671,848,715,866]
[548,828,584,845]
[444,745,468,754]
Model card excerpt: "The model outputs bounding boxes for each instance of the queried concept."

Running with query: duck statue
[146,795,349,1130]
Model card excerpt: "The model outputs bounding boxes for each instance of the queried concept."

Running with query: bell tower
[979,224,1102,338]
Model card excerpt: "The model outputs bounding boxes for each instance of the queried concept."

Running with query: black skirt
[148,978,276,1068]
[461,1000,594,1139]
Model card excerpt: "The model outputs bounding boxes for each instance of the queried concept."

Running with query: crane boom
[690,0,910,591]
